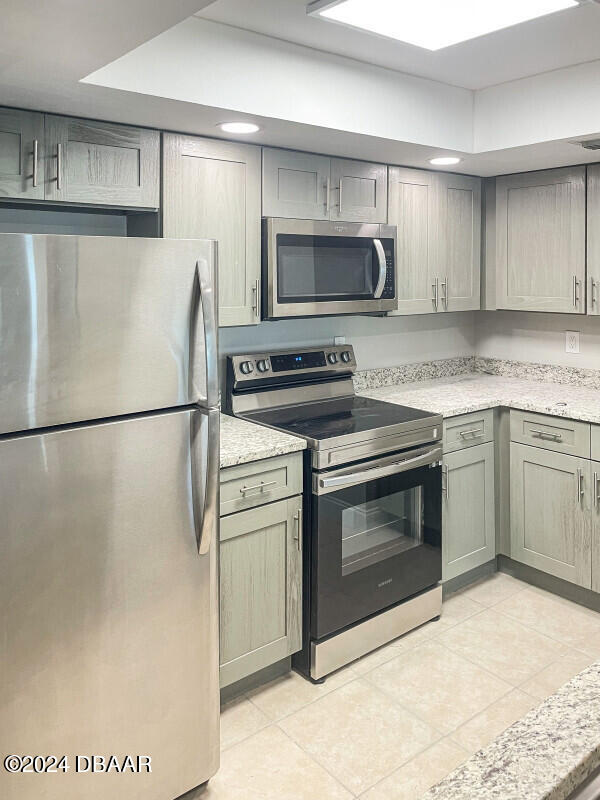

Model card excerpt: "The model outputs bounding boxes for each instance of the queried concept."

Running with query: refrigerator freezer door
[0,234,219,436]
[0,409,220,800]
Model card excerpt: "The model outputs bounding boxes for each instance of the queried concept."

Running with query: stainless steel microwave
[262,218,397,319]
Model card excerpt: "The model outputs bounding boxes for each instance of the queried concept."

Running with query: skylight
[307,0,580,51]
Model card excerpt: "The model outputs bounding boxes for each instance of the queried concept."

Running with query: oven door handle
[373,239,387,299]
[317,446,443,492]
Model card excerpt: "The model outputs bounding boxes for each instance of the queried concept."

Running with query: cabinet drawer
[592,427,600,462]
[444,410,493,453]
[220,453,303,516]
[510,410,590,458]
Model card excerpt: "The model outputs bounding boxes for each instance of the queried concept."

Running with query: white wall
[475,311,600,370]
[220,312,476,373]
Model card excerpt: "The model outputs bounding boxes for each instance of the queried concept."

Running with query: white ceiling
[199,0,600,90]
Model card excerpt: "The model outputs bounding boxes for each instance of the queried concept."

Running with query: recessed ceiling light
[218,122,261,134]
[429,156,462,166]
[308,0,579,51]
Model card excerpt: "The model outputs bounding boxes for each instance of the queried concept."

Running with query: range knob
[327,352,338,365]
[340,351,352,363]
[257,359,270,373]
[240,360,254,375]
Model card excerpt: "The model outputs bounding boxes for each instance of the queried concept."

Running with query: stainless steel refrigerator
[0,234,220,800]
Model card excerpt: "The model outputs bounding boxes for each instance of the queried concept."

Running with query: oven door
[311,444,442,640]
[265,219,396,318]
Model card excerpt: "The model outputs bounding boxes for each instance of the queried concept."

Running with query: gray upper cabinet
[219,497,302,688]
[44,115,159,208]
[329,158,387,223]
[0,108,44,202]
[388,167,481,314]
[262,147,387,223]
[163,134,262,327]
[440,172,481,312]
[510,442,591,588]
[443,442,495,582]
[587,165,600,316]
[496,167,586,313]
[387,167,438,314]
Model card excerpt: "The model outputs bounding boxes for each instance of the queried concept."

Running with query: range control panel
[229,344,356,386]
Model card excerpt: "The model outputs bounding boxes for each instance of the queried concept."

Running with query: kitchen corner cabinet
[0,108,45,201]
[510,442,591,588]
[443,442,495,582]
[262,147,387,223]
[388,167,481,315]
[44,116,159,207]
[162,134,262,327]
[587,165,600,315]
[219,497,303,688]
[496,167,586,313]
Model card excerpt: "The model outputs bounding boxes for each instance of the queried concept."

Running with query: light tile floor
[208,574,599,799]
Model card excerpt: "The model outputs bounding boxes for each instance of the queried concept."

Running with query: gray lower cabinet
[592,462,600,593]
[495,167,586,313]
[0,107,45,201]
[44,115,160,208]
[262,147,387,223]
[510,442,592,588]
[443,442,495,581]
[219,497,302,688]
[163,133,261,327]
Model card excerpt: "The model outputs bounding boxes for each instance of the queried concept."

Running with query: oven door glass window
[341,486,423,576]
[312,461,441,640]
[276,234,376,302]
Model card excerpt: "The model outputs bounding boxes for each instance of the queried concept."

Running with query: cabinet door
[443,442,495,582]
[587,165,600,316]
[262,147,330,220]
[496,167,586,313]
[330,158,387,223]
[592,463,600,593]
[44,115,159,207]
[0,108,44,201]
[439,173,481,312]
[511,443,591,588]
[219,497,302,688]
[163,134,261,327]
[388,166,439,314]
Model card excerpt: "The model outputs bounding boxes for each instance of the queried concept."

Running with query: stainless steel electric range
[226,344,443,681]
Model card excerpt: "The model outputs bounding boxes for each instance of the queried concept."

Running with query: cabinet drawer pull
[459,428,484,438]
[530,429,563,443]
[240,479,277,497]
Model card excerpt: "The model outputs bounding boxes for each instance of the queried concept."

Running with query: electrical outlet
[334,336,345,346]
[566,331,580,354]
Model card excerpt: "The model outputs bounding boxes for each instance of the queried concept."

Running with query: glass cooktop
[243,395,437,442]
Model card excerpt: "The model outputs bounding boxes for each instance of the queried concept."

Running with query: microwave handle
[373,239,387,299]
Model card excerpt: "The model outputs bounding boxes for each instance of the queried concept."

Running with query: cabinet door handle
[432,278,439,310]
[32,139,39,187]
[573,275,581,308]
[325,176,331,215]
[577,468,584,506]
[442,464,449,499]
[595,471,599,509]
[252,278,260,320]
[530,429,563,443]
[591,278,598,309]
[240,479,277,497]
[293,507,302,550]
[441,276,448,308]
[338,176,343,214]
[56,142,63,191]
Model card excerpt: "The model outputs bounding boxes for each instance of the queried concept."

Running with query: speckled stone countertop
[220,413,306,469]
[423,661,600,800]
[358,373,600,424]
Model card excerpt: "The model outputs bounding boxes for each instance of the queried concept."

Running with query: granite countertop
[424,660,600,800]
[220,413,306,469]
[358,373,600,424]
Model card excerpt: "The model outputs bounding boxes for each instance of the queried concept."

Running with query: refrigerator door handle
[191,409,220,555]
[193,255,220,409]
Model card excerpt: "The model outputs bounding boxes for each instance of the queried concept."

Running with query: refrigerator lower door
[0,408,220,800]
[0,234,219,436]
